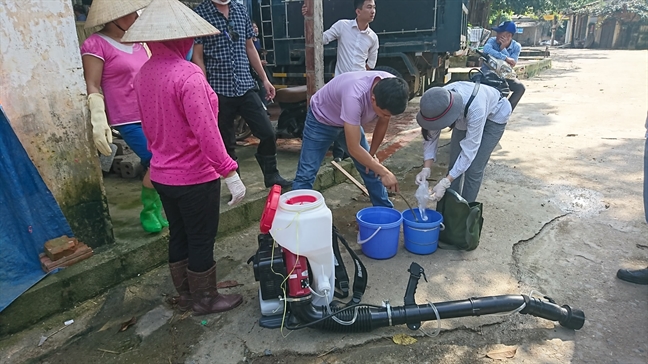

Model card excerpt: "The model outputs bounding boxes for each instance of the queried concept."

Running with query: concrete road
[2,49,647,364]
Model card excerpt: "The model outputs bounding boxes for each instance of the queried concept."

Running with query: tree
[592,0,648,22]
[468,0,493,28]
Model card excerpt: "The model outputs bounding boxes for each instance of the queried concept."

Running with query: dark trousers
[217,90,276,162]
[506,78,526,111]
[152,179,221,273]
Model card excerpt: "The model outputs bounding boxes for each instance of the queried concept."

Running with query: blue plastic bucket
[356,207,403,260]
[401,209,444,255]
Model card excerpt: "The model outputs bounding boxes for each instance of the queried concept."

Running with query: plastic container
[356,207,403,260]
[268,189,334,306]
[401,209,444,255]
[258,287,284,316]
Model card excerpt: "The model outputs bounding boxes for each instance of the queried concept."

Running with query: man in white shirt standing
[303,0,380,160]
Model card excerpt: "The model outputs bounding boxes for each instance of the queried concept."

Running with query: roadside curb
[515,58,552,78]
[449,57,552,81]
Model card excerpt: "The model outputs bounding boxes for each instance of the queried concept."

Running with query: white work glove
[430,177,451,202]
[415,167,430,185]
[87,93,113,156]
[224,173,246,206]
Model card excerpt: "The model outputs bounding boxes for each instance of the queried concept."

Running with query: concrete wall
[0,0,114,248]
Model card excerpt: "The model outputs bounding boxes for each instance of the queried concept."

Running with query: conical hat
[84,0,152,29]
[122,0,220,43]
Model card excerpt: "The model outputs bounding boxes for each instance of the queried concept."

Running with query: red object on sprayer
[282,249,311,299]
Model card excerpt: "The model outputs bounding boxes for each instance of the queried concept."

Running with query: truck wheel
[374,65,403,79]
[374,65,418,100]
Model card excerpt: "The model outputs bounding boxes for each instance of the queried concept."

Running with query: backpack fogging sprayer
[250,187,585,333]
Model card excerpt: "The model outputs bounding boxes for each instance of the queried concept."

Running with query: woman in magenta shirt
[81,0,166,233]
[124,0,247,315]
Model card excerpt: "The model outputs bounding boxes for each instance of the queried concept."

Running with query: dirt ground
[2,49,647,364]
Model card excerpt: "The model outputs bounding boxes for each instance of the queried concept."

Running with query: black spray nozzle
[559,305,586,330]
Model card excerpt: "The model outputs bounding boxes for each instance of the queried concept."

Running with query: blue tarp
[0,106,74,312]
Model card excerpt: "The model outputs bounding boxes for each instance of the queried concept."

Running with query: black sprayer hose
[289,295,585,333]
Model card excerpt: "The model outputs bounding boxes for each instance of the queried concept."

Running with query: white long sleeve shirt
[323,19,379,76]
[423,81,512,179]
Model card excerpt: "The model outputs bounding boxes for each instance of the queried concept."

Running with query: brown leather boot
[168,259,192,311]
[187,264,243,315]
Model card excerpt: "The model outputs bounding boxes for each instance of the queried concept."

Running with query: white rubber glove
[224,173,246,206]
[430,177,451,202]
[87,93,113,156]
[415,167,430,185]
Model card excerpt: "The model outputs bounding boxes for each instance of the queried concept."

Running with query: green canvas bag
[436,189,484,251]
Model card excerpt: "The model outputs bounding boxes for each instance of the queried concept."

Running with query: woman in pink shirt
[124,0,247,315]
[81,0,167,233]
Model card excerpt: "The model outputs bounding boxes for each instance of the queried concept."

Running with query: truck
[250,0,469,97]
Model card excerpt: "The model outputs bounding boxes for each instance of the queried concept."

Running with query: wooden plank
[330,160,369,196]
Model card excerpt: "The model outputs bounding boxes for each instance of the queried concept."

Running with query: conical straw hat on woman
[84,0,152,29]
[122,0,220,43]
[127,0,245,316]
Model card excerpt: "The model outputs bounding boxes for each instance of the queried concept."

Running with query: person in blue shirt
[482,21,526,111]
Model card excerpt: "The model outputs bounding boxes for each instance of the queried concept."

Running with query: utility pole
[304,0,324,104]
[550,16,558,47]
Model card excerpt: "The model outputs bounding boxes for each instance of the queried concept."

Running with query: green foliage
[489,8,513,26]
[571,0,648,21]
[490,0,594,20]
[592,0,648,20]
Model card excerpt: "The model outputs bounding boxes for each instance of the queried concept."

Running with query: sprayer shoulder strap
[332,226,349,298]
[332,226,367,304]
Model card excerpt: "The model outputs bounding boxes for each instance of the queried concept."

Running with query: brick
[44,235,78,261]
[39,243,93,273]
[119,154,143,179]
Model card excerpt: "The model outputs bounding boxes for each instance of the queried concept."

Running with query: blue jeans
[644,137,647,223]
[292,110,392,207]
[113,123,152,168]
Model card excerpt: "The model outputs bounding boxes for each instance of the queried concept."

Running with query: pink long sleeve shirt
[133,39,237,186]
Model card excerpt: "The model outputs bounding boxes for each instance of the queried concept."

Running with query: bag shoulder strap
[464,79,481,118]
[465,203,484,251]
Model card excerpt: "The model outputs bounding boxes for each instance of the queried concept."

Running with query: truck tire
[373,65,403,79]
[374,65,418,100]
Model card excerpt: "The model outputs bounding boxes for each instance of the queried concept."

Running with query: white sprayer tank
[269,189,334,307]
